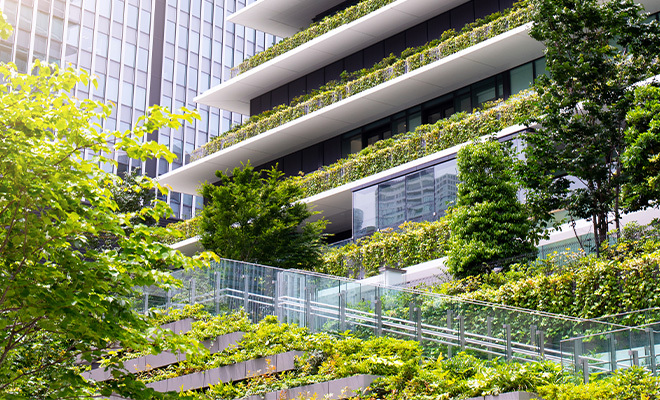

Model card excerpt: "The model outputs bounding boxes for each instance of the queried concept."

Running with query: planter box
[467,392,541,400]
[84,331,245,382]
[146,350,304,392]
[241,374,381,400]
[161,318,195,334]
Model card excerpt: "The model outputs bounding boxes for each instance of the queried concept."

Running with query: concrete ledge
[146,350,304,392]
[242,374,381,400]
[84,331,246,382]
[161,318,195,335]
[467,392,541,400]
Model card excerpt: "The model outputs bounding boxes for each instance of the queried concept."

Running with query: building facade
[0,0,276,220]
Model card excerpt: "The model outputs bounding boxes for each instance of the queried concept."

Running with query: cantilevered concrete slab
[161,24,544,196]
[198,0,471,115]
[227,0,348,37]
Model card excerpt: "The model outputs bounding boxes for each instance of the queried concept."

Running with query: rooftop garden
[191,3,533,163]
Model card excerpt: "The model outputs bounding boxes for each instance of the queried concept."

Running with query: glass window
[140,11,151,33]
[106,76,119,102]
[124,43,136,68]
[510,62,534,96]
[341,130,362,158]
[353,186,378,238]
[36,11,49,36]
[137,47,148,71]
[472,77,497,109]
[406,168,435,222]
[109,37,122,62]
[99,0,111,17]
[127,5,139,29]
[378,177,406,230]
[96,33,109,58]
[67,23,80,46]
[113,0,124,23]
[122,82,134,106]
[434,160,458,217]
[534,57,548,79]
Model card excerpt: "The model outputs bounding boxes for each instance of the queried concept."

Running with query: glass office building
[0,0,277,220]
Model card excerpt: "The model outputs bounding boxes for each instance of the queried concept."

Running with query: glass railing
[139,258,642,372]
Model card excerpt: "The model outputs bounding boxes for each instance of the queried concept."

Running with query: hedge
[320,219,450,278]
[191,5,534,163]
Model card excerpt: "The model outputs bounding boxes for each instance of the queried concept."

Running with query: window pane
[353,186,378,238]
[510,62,534,96]
[434,160,458,217]
[378,177,406,230]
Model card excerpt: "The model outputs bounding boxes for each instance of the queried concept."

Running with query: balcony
[197,0,480,114]
[161,14,542,196]
[227,0,349,37]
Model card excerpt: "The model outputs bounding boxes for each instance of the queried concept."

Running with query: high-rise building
[159,0,660,256]
[0,0,277,220]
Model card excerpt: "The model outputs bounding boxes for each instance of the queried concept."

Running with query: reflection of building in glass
[0,0,276,220]
[435,173,459,216]
[353,157,462,239]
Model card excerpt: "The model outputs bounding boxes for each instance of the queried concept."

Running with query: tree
[446,139,537,278]
[0,59,210,398]
[200,163,328,270]
[621,84,660,211]
[522,0,660,251]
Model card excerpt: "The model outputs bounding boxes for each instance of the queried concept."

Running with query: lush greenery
[447,140,537,278]
[522,0,660,251]
[200,163,327,269]
[165,91,540,245]
[622,84,660,212]
[96,308,660,399]
[193,5,534,162]
[320,219,450,278]
[0,60,212,398]
[433,222,660,324]
[295,92,539,198]
[230,0,396,76]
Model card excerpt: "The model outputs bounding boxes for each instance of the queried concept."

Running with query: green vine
[192,5,534,163]
[320,219,451,278]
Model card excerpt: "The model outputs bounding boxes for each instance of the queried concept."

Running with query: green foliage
[231,0,396,76]
[166,93,539,244]
[0,11,11,39]
[111,169,157,225]
[320,219,450,278]
[522,0,660,250]
[433,224,660,322]
[622,85,660,211]
[0,61,212,399]
[194,5,534,162]
[537,367,660,400]
[447,139,537,278]
[200,163,328,269]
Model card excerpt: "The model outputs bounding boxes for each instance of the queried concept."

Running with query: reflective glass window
[353,186,378,238]
[510,62,534,96]
[378,177,406,230]
[434,160,458,217]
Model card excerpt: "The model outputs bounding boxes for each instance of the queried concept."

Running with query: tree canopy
[522,0,660,250]
[447,139,537,278]
[200,164,327,270]
[0,59,210,398]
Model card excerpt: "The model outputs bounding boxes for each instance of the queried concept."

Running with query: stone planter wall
[242,374,381,400]
[146,350,304,392]
[84,331,245,382]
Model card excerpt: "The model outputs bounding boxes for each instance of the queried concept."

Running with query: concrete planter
[161,318,195,334]
[241,374,381,400]
[84,331,245,382]
[467,392,541,400]
[146,350,304,392]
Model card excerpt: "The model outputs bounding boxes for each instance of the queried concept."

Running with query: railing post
[504,324,513,361]
[375,297,383,337]
[447,310,453,358]
[272,273,280,320]
[573,338,583,374]
[647,327,657,375]
[190,279,196,305]
[530,325,537,348]
[339,290,346,331]
[166,289,172,310]
[143,288,149,314]
[630,350,639,367]
[487,316,493,361]
[415,305,422,343]
[609,333,617,372]
[243,274,249,312]
[305,285,313,332]
[581,357,590,384]
[458,315,465,350]
[214,272,221,315]
[537,330,545,359]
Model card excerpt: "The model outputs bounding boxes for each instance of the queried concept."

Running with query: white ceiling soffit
[197,0,468,114]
